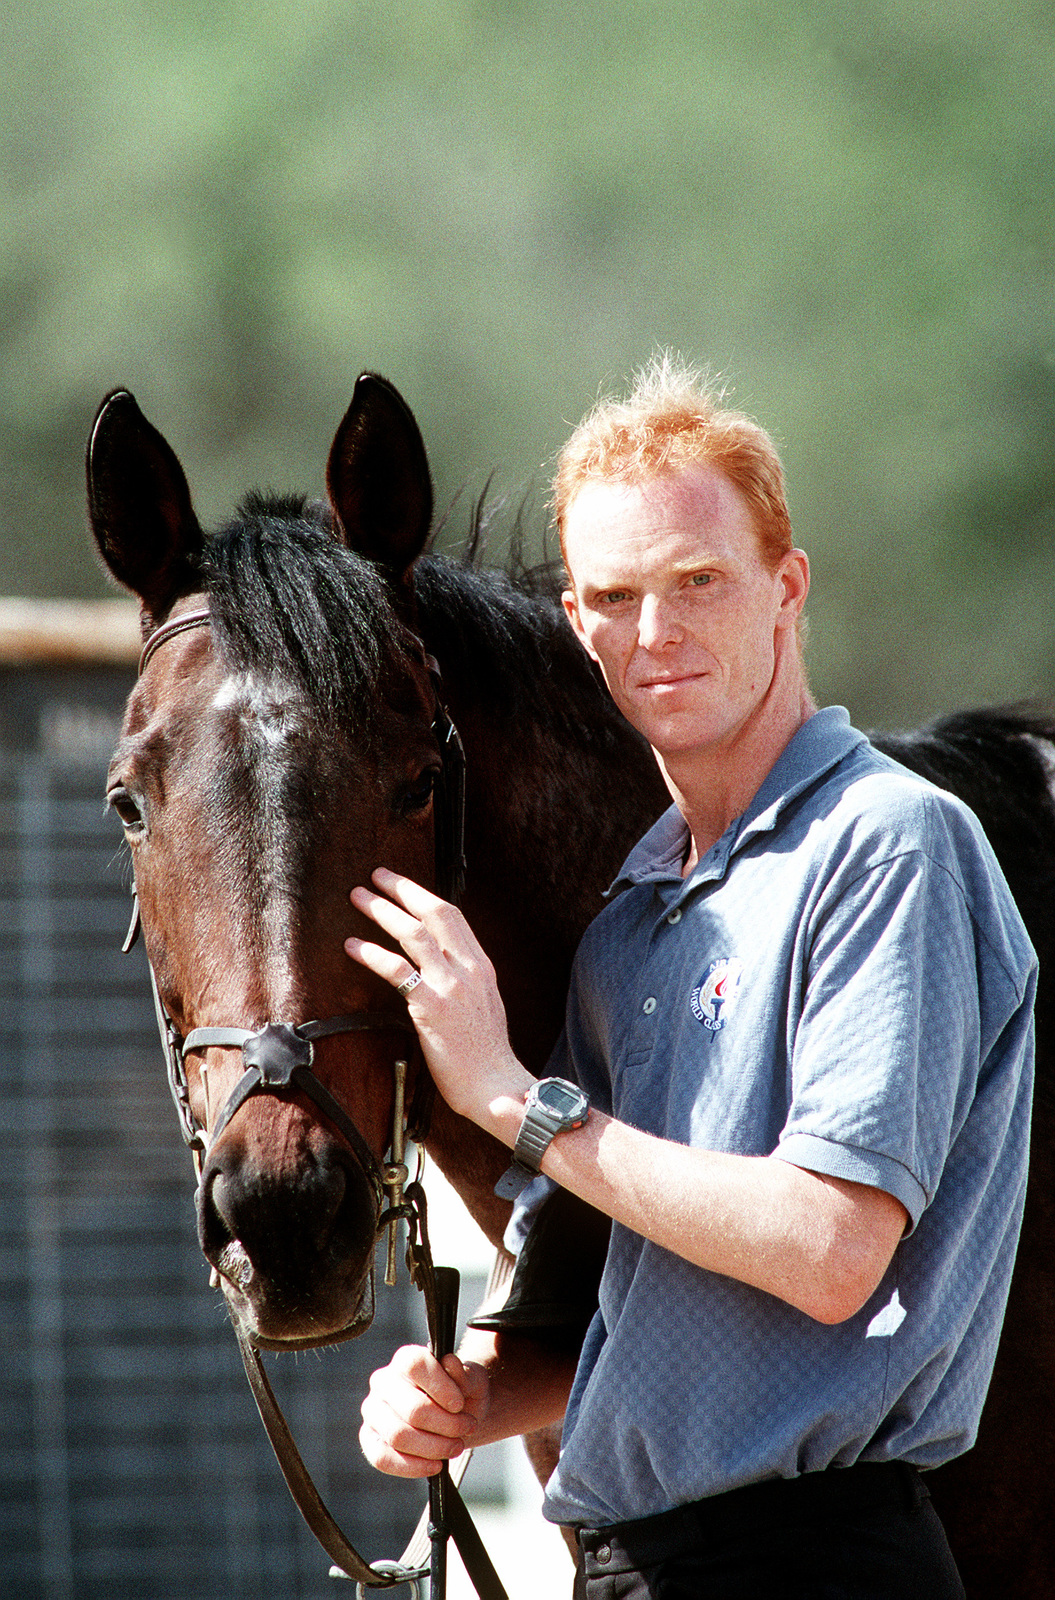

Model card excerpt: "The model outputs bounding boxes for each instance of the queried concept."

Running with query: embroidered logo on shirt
[690,958,744,1035]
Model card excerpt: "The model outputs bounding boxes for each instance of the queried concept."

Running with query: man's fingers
[343,932,416,990]
[370,866,449,917]
[392,1345,473,1414]
[348,884,450,980]
[350,884,430,949]
[347,883,484,997]
[359,1346,479,1479]
[368,870,488,961]
[440,1351,485,1401]
[358,1422,458,1479]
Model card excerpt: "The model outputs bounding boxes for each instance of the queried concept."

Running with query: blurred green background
[3,0,1053,726]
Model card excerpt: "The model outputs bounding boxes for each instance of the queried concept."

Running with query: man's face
[561,463,809,766]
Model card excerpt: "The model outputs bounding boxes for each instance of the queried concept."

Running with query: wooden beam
[0,598,142,665]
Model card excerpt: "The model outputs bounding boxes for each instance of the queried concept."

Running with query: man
[346,358,1034,1597]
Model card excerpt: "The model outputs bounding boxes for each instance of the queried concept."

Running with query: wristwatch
[494,1077,590,1200]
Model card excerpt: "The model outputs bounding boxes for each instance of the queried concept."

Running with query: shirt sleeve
[773,823,1013,1229]
[503,1174,560,1255]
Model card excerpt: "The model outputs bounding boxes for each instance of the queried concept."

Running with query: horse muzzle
[197,1121,383,1348]
[186,1020,420,1347]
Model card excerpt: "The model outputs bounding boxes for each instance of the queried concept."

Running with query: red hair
[553,354,793,572]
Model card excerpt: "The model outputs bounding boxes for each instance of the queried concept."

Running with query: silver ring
[396,970,423,997]
[353,1565,424,1598]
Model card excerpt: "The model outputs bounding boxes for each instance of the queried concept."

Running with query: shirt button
[667,908,682,924]
[643,996,657,1014]
[596,1545,612,1564]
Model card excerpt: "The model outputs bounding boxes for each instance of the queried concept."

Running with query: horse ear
[86,389,203,622]
[326,373,434,582]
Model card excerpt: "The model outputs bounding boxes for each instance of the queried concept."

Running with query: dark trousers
[571,1462,965,1599]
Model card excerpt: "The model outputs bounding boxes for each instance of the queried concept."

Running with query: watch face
[536,1079,584,1117]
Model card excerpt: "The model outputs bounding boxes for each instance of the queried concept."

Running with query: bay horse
[88,373,1054,1596]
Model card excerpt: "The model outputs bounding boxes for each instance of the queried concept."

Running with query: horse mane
[417,487,639,752]
[413,555,625,737]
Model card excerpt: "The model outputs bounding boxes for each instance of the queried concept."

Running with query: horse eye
[107,786,144,830]
[396,769,439,818]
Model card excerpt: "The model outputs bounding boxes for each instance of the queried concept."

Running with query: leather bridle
[122,604,506,1596]
[127,600,466,1171]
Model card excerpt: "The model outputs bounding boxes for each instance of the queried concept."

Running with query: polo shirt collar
[609,706,867,894]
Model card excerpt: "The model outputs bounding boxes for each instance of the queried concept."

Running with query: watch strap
[494,1079,589,1203]
[495,1100,559,1201]
[493,1160,537,1201]
[513,1106,558,1170]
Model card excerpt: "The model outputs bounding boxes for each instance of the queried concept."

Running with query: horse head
[89,374,451,1349]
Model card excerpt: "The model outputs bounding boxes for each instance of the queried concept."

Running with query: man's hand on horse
[359,1344,491,1478]
[346,868,533,1128]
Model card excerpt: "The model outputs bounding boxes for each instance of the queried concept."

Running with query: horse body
[89,375,1054,1593]
[869,713,1055,1592]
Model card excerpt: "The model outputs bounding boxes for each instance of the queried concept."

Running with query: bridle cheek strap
[126,883,423,1276]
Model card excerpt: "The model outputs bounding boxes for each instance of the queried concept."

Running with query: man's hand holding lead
[359,1346,490,1478]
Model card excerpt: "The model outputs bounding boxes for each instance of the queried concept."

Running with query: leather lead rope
[234,1317,386,1588]
[405,1194,509,1600]
[233,1182,508,1599]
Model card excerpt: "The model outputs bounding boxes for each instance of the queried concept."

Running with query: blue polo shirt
[538,707,1035,1528]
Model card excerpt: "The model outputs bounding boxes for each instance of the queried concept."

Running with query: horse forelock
[200,494,401,731]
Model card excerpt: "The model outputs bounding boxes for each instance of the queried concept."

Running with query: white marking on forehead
[211,670,301,713]
[211,670,306,744]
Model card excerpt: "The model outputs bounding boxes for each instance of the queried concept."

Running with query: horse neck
[413,599,665,1241]
[415,571,666,1055]
[385,565,663,1238]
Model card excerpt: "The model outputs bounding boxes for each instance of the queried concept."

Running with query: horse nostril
[197,1166,235,1259]
[196,1146,366,1275]
[208,1170,234,1232]
[197,1170,256,1291]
